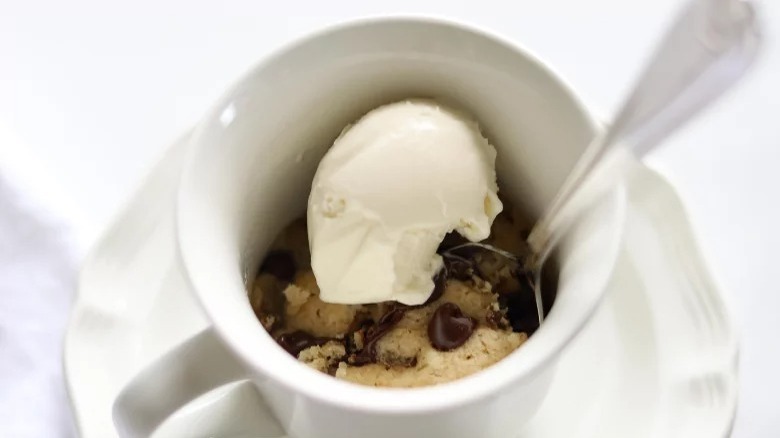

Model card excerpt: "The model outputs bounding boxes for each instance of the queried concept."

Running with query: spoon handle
[527,0,761,254]
[608,0,761,154]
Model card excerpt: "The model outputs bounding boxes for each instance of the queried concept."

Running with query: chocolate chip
[369,306,407,338]
[428,302,476,351]
[275,331,333,357]
[348,306,407,365]
[260,251,296,282]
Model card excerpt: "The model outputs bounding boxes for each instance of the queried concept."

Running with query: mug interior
[177,17,624,412]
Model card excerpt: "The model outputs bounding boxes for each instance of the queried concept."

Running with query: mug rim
[177,15,627,414]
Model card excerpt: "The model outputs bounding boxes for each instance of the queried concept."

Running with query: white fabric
[0,127,80,437]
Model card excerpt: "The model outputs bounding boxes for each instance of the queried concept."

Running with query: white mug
[113,17,626,438]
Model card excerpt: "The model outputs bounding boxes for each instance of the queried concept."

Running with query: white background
[1,0,778,436]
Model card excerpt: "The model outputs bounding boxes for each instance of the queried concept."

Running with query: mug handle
[112,327,248,438]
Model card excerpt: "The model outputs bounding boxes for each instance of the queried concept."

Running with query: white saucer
[64,133,738,438]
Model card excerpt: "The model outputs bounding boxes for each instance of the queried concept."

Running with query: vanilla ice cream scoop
[308,100,503,305]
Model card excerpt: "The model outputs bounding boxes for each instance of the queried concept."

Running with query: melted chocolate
[260,251,297,282]
[348,306,407,365]
[424,269,447,305]
[436,236,546,336]
[265,212,552,371]
[504,272,541,335]
[419,249,476,308]
[276,331,334,357]
[428,302,476,351]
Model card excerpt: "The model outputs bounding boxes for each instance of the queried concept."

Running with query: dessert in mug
[251,100,550,387]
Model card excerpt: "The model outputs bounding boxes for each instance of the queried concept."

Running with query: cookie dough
[251,201,542,388]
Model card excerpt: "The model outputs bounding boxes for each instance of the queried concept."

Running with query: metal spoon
[526,0,761,323]
[445,0,761,326]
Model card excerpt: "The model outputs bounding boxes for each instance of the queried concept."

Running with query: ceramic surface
[65,133,737,438]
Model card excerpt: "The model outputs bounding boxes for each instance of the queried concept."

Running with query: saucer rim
[63,132,739,438]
